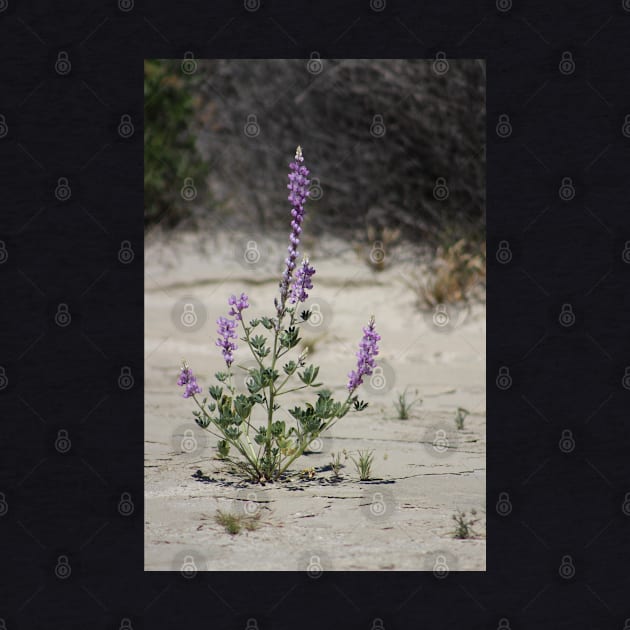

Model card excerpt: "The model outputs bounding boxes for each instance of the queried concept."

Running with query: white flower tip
[295,145,303,160]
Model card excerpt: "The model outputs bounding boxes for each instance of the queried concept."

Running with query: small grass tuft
[330,450,348,478]
[394,388,422,419]
[422,239,485,306]
[454,407,470,430]
[452,508,480,539]
[215,509,261,535]
[349,449,375,481]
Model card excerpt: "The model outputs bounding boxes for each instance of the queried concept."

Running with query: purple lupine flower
[277,146,310,314]
[228,293,249,321]
[216,316,238,367]
[177,363,202,398]
[347,316,381,392]
[289,257,316,304]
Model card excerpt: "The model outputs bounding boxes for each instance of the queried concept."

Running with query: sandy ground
[144,229,486,571]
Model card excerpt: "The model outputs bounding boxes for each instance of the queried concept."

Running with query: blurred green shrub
[144,60,208,227]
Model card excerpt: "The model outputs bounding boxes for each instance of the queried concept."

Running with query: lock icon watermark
[558,429,575,453]
[306,51,323,75]
[55,177,71,201]
[118,0,134,11]
[119,618,133,630]
[369,366,386,390]
[55,429,72,453]
[243,492,260,516]
[118,492,134,516]
[371,619,385,630]
[496,0,512,12]
[622,367,630,390]
[558,554,575,579]
[0,492,8,517]
[180,429,198,453]
[433,51,449,75]
[244,240,261,264]
[433,177,449,200]
[306,554,323,578]
[370,0,386,11]
[244,0,260,11]
[55,51,71,75]
[558,303,575,327]
[370,240,385,264]
[181,554,197,578]
[181,52,197,75]
[496,491,512,516]
[558,177,575,201]
[370,114,386,138]
[558,51,575,75]
[433,304,450,327]
[307,436,323,453]
[118,366,134,390]
[118,114,134,138]
[369,492,386,517]
[55,554,72,579]
[180,303,198,328]
[622,114,630,139]
[621,492,630,516]
[496,240,512,264]
[496,366,512,390]
[180,177,197,201]
[0,241,7,265]
[245,619,259,630]
[496,114,512,138]
[433,428,449,453]
[309,177,323,200]
[307,302,323,327]
[432,554,449,578]
[171,297,206,332]
[118,240,134,264]
[497,618,511,630]
[244,114,260,138]
[0,366,7,390]
[0,114,7,139]
[622,241,630,264]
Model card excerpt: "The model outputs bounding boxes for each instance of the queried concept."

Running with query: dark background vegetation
[144,58,485,245]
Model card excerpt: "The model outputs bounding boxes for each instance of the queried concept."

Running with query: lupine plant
[178,147,381,484]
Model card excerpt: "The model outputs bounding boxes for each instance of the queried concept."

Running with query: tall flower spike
[278,146,310,315]
[290,257,316,304]
[228,292,249,321]
[216,316,238,367]
[177,362,202,398]
[347,316,381,392]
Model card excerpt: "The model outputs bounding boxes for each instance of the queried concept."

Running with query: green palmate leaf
[261,368,279,387]
[249,318,260,327]
[271,420,286,437]
[217,439,230,458]
[280,326,300,349]
[215,372,229,383]
[250,335,267,349]
[234,394,252,419]
[283,360,297,376]
[260,316,274,330]
[224,426,242,440]
[194,415,210,429]
[209,385,223,400]
[353,398,369,411]
[254,426,268,445]
[298,364,320,386]
[246,370,263,394]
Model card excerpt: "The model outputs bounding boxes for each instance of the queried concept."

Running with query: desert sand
[144,229,486,571]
